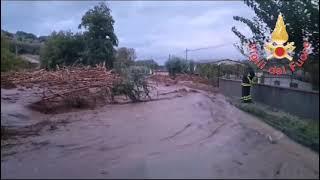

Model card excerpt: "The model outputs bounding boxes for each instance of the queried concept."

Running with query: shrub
[230,98,319,153]
[134,59,159,71]
[40,31,85,69]
[63,95,90,109]
[1,36,35,72]
[165,57,189,77]
[112,66,151,102]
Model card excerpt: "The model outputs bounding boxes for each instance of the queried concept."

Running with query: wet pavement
[1,84,319,179]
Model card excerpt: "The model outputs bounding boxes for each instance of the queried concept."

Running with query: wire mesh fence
[163,43,318,91]
[193,59,318,91]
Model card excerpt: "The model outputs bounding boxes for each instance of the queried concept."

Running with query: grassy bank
[228,98,319,153]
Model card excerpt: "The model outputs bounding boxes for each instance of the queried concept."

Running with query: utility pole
[14,36,18,56]
[169,54,171,61]
[217,64,220,88]
[185,48,188,61]
[237,64,239,79]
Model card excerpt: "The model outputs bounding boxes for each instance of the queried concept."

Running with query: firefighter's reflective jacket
[241,69,255,87]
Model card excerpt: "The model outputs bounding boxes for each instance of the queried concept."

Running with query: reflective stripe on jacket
[241,83,251,87]
[242,69,255,85]
[240,95,252,100]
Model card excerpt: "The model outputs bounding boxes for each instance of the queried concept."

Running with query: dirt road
[1,84,319,179]
[20,54,40,64]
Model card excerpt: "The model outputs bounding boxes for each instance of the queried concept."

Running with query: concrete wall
[219,79,242,98]
[262,77,313,91]
[219,78,319,121]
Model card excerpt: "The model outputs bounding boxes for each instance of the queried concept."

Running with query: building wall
[219,78,319,121]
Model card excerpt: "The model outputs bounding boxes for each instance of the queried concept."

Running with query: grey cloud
[2,1,256,64]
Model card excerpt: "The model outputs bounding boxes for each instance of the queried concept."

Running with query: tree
[1,30,14,39]
[134,59,159,70]
[16,31,37,42]
[112,65,151,102]
[113,47,136,73]
[1,35,34,72]
[189,60,195,74]
[233,0,319,58]
[78,2,118,68]
[38,36,49,43]
[114,47,136,67]
[13,41,41,55]
[196,63,218,79]
[40,31,85,69]
[1,30,42,55]
[165,56,189,77]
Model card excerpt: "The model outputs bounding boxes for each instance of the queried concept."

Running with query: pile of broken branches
[148,74,209,85]
[1,64,122,112]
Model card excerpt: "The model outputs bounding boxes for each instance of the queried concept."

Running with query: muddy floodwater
[1,84,319,179]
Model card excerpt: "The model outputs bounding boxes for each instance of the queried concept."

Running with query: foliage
[220,64,246,77]
[113,47,136,72]
[233,0,319,58]
[230,98,319,153]
[134,59,159,70]
[1,36,35,72]
[196,63,246,78]
[303,56,319,90]
[112,66,151,102]
[38,36,50,43]
[165,56,190,77]
[2,30,42,55]
[16,31,37,42]
[3,2,119,70]
[232,0,319,90]
[2,29,49,44]
[2,30,38,43]
[79,2,118,68]
[196,63,219,79]
[116,47,136,63]
[10,40,41,55]
[189,60,196,74]
[40,31,85,69]
[1,30,14,38]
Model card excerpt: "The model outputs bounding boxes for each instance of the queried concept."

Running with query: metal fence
[195,61,318,92]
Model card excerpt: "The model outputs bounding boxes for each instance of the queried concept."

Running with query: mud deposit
[1,84,319,179]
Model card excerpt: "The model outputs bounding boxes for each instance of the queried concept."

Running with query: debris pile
[149,74,209,85]
[1,65,121,113]
[175,74,209,84]
[148,74,177,86]
[148,74,214,92]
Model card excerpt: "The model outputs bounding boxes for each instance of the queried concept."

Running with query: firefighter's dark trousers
[241,85,252,103]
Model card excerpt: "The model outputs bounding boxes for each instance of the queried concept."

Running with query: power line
[185,41,237,61]
[140,41,237,62]
[187,42,234,52]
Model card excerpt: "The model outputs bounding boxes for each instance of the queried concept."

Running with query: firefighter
[241,66,255,103]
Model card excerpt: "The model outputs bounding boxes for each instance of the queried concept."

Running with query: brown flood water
[1,84,319,179]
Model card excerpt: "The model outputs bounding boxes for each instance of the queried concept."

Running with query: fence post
[217,64,220,87]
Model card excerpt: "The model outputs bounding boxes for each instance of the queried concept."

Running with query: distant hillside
[197,59,245,65]
[1,29,49,43]
[1,29,48,55]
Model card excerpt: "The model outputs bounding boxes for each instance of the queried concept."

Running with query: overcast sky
[1,1,256,65]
